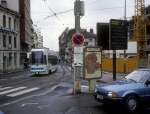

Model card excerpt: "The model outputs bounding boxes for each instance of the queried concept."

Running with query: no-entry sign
[72,33,84,46]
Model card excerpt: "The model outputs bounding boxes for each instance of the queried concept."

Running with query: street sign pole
[110,19,128,80]
[73,0,84,94]
[113,50,116,80]
[124,0,127,74]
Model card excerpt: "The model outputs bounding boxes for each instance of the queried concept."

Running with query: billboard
[109,19,128,50]
[84,47,102,79]
[97,23,109,50]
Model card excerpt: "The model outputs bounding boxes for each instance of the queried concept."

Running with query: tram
[30,48,58,75]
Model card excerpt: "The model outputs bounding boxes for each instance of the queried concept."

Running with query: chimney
[90,29,94,34]
[1,0,7,8]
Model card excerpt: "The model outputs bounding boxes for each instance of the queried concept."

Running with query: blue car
[94,69,150,112]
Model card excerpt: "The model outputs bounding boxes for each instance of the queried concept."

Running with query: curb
[0,69,29,76]
[96,79,106,83]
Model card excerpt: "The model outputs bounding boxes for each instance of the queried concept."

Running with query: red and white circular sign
[72,33,84,46]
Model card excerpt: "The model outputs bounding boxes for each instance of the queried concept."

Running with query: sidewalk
[97,72,126,83]
[0,69,30,77]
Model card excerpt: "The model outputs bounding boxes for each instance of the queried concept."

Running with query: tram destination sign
[109,19,128,50]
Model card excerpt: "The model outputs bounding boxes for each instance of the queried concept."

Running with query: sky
[31,0,150,51]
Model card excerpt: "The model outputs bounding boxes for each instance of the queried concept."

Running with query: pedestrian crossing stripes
[7,88,39,97]
[0,87,12,91]
[0,87,27,95]
[0,86,40,97]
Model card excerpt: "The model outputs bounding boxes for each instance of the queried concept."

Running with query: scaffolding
[134,0,147,66]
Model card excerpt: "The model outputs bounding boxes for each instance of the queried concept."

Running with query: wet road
[0,63,150,114]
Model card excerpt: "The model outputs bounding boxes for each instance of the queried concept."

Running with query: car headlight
[107,92,118,98]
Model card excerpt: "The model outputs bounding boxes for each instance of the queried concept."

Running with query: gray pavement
[0,65,150,114]
[1,82,149,114]
[97,72,126,83]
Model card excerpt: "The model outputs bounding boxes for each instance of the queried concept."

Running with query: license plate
[97,94,103,100]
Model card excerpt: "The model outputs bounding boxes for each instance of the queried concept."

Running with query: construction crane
[133,0,147,66]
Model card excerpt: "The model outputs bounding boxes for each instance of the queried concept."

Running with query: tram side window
[52,58,58,65]
[44,55,47,64]
[48,56,58,65]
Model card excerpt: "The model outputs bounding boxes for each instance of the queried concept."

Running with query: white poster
[84,47,102,79]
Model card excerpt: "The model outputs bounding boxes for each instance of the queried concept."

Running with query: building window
[3,15,6,28]
[84,42,88,46]
[9,17,11,29]
[14,37,17,48]
[14,19,16,30]
[9,53,12,66]
[9,36,12,49]
[9,36,12,44]
[3,55,7,70]
[14,53,17,65]
[89,38,92,41]
[3,35,6,48]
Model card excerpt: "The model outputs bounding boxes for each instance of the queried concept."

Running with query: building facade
[59,28,74,63]
[145,5,150,52]
[2,0,33,68]
[19,0,33,66]
[32,27,43,48]
[0,1,20,73]
[59,28,96,63]
[2,0,19,12]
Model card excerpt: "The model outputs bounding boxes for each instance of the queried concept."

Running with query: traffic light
[97,23,109,50]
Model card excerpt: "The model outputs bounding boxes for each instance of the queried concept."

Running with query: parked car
[94,69,150,112]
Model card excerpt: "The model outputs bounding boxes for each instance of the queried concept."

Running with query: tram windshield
[31,51,44,64]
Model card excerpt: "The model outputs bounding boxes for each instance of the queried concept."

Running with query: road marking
[58,66,63,72]
[7,88,39,97]
[68,67,71,70]
[0,83,66,107]
[0,79,8,81]
[0,87,26,95]
[21,102,39,107]
[0,87,12,91]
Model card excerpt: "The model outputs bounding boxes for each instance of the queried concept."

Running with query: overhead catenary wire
[42,0,66,27]
[87,5,134,12]
[44,9,73,20]
[42,5,134,21]
[36,0,134,26]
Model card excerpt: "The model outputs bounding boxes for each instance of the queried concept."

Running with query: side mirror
[145,80,150,85]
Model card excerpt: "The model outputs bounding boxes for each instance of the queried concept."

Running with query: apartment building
[0,0,20,73]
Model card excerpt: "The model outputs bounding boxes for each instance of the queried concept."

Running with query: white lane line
[7,87,39,97]
[0,87,12,91]
[0,87,26,95]
[68,67,71,71]
[0,79,8,81]
[59,66,63,72]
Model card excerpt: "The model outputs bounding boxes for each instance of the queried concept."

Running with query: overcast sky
[31,0,150,51]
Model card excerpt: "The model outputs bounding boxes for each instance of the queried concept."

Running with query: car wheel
[125,95,139,112]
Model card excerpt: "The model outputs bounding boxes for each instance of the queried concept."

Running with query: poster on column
[84,47,102,80]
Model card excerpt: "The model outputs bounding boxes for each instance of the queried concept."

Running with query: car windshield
[125,70,150,83]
